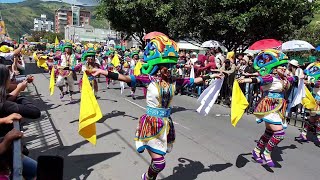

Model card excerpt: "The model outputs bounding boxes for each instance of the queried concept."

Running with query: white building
[65,25,118,43]
[33,14,54,32]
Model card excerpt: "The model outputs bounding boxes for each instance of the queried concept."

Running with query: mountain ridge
[0,0,106,39]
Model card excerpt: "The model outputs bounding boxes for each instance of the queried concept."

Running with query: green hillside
[0,0,108,39]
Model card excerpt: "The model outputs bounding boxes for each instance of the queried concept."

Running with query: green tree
[98,0,315,51]
[294,23,320,47]
[169,0,314,51]
[27,31,64,43]
[97,0,174,46]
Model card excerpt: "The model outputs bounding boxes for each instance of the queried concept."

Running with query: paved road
[22,62,319,180]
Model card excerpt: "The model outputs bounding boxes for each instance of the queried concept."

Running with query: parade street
[21,62,319,180]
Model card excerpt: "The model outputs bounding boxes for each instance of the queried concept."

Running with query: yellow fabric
[302,86,317,109]
[227,51,235,60]
[111,54,120,67]
[0,45,11,53]
[38,56,49,71]
[78,73,102,145]
[134,60,142,75]
[231,81,249,127]
[33,52,48,70]
[55,36,59,47]
[49,67,55,96]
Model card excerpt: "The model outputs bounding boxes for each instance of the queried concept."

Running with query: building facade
[64,25,117,43]
[55,6,90,33]
[33,14,54,32]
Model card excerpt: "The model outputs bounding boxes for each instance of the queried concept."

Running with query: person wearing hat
[215,47,226,69]
[79,48,99,96]
[0,44,23,62]
[288,59,303,77]
[128,50,140,99]
[286,59,304,120]
[56,42,78,102]
[90,35,223,180]
[238,50,304,167]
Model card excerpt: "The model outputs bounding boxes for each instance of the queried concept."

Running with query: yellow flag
[134,60,142,75]
[37,56,49,71]
[78,73,102,145]
[49,67,55,96]
[111,54,120,67]
[33,52,39,61]
[55,36,59,47]
[302,85,317,109]
[231,81,249,127]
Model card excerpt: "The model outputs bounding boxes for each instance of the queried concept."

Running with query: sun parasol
[143,31,167,40]
[248,39,282,50]
[281,40,315,52]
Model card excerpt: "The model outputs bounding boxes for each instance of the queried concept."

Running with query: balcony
[58,16,67,20]
[58,12,67,16]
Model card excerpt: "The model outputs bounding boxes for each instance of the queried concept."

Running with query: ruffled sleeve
[257,75,273,85]
[287,76,298,85]
[314,80,320,88]
[176,77,194,86]
[128,75,152,87]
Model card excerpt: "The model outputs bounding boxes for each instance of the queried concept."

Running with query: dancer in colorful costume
[56,42,79,101]
[238,50,302,167]
[46,44,55,73]
[91,35,223,180]
[79,48,99,96]
[129,50,139,99]
[300,61,320,142]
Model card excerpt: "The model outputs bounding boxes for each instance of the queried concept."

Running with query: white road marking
[124,98,191,130]
[124,98,146,110]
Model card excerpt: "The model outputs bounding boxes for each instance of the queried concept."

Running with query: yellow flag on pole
[55,36,59,47]
[78,73,102,145]
[302,85,317,109]
[231,81,249,127]
[49,67,55,96]
[111,54,120,67]
[134,60,142,76]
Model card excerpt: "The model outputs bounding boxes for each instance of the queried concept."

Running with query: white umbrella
[201,40,223,48]
[281,40,315,52]
[201,40,228,52]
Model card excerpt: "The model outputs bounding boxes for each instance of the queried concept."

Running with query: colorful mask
[81,48,96,62]
[304,62,320,82]
[253,49,288,76]
[62,42,73,52]
[142,35,179,75]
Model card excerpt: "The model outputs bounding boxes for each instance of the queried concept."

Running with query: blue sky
[1,0,25,3]
[1,0,98,6]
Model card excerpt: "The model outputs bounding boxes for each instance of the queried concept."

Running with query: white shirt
[295,68,303,77]
[0,52,14,61]
[190,58,198,65]
[215,53,225,69]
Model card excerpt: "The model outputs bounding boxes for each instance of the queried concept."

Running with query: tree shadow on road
[69,110,139,124]
[161,158,232,180]
[98,110,139,122]
[29,127,121,180]
[23,81,121,180]
[171,106,192,114]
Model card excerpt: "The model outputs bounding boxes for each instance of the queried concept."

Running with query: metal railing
[12,121,23,180]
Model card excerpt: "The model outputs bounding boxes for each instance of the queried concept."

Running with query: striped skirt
[135,114,175,155]
[254,97,287,128]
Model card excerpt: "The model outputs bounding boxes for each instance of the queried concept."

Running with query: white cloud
[40,0,98,6]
